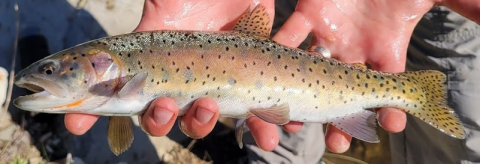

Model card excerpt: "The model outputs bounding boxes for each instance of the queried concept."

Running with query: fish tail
[400,70,465,139]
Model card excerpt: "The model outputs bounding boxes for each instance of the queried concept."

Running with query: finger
[281,121,304,133]
[139,98,179,136]
[377,107,406,133]
[64,113,99,135]
[272,11,312,47]
[179,97,219,139]
[246,117,279,151]
[325,124,352,153]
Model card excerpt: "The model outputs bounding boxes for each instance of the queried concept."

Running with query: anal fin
[250,103,290,125]
[329,110,379,143]
[235,119,247,149]
[108,116,134,155]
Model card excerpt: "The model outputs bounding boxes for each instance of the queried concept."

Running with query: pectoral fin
[250,103,290,125]
[108,116,134,155]
[118,72,148,99]
[329,110,379,143]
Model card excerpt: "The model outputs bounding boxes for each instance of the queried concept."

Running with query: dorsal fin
[234,5,272,37]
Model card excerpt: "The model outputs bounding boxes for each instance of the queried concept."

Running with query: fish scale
[13,4,465,155]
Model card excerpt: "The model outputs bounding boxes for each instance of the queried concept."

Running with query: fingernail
[195,107,214,124]
[153,108,174,125]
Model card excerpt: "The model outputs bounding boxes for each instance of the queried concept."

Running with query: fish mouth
[13,76,72,112]
[15,76,68,98]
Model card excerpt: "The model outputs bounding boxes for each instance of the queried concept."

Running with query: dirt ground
[0,0,393,163]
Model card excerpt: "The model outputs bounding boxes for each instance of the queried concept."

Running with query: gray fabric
[390,6,480,164]
[244,124,325,164]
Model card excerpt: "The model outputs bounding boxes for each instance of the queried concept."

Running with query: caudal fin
[400,70,465,139]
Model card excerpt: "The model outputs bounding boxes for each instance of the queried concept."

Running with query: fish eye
[38,60,58,75]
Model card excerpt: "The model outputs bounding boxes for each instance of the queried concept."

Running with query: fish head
[14,44,121,113]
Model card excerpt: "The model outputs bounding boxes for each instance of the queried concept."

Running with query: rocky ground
[0,0,392,163]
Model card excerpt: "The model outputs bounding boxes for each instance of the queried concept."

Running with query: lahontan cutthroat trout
[13,5,465,155]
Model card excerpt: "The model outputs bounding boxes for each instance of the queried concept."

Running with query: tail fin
[400,70,465,139]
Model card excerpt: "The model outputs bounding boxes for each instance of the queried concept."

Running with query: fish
[13,5,465,155]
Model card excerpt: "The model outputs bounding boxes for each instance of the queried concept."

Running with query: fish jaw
[14,74,82,112]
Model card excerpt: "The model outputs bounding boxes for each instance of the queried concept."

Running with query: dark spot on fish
[274,76,277,81]
[91,63,95,68]
[226,47,230,51]
[277,55,281,59]
[128,53,131,57]
[284,65,288,69]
